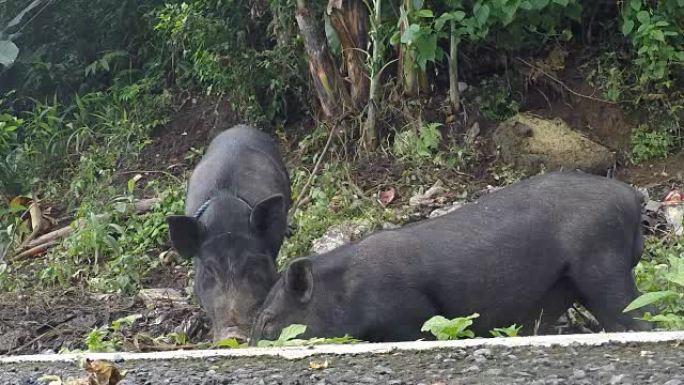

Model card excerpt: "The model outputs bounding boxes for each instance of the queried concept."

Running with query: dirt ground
[1,63,683,357]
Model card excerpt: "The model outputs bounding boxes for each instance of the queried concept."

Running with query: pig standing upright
[251,171,650,343]
[167,125,291,342]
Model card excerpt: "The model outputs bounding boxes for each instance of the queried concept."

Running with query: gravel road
[1,340,683,385]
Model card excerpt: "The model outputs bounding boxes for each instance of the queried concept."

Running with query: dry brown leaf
[309,359,329,370]
[64,378,93,385]
[379,187,396,206]
[84,359,123,385]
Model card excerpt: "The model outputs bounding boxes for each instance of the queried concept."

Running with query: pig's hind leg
[568,254,652,332]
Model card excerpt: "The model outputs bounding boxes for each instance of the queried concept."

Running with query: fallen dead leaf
[309,359,329,370]
[379,187,396,206]
[37,375,63,385]
[84,359,123,385]
[64,378,92,385]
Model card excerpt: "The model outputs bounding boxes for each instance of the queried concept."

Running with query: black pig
[167,125,290,342]
[251,171,650,343]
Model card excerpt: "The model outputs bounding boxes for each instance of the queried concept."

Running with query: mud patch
[617,150,684,187]
[135,95,237,177]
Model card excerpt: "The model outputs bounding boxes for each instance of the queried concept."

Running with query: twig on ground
[12,241,59,260]
[515,57,617,104]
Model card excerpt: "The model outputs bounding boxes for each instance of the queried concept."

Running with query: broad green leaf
[622,19,635,36]
[651,29,665,42]
[623,291,679,312]
[531,0,549,9]
[435,11,466,32]
[390,31,401,46]
[520,1,533,10]
[401,24,421,44]
[474,4,490,26]
[636,10,650,24]
[111,314,142,331]
[421,313,479,340]
[552,0,568,6]
[665,265,684,287]
[415,34,438,70]
[630,0,642,12]
[215,338,241,348]
[0,40,19,67]
[278,324,307,341]
[414,9,434,18]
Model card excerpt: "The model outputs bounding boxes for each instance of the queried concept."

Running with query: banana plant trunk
[362,0,384,149]
[328,0,369,110]
[398,0,427,97]
[295,0,351,118]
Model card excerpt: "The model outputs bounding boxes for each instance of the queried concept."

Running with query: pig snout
[214,326,248,342]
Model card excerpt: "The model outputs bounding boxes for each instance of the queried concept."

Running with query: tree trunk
[398,0,427,97]
[328,0,370,110]
[448,21,460,112]
[295,0,351,118]
[362,0,384,150]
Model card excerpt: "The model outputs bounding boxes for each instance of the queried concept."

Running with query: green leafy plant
[630,124,673,164]
[255,324,360,347]
[490,324,522,337]
[257,324,308,347]
[214,338,247,349]
[421,313,480,340]
[393,123,443,160]
[621,0,684,88]
[85,314,142,352]
[630,238,684,329]
[479,78,519,122]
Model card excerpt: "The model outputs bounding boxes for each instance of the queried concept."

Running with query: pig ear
[285,258,313,303]
[167,215,202,258]
[250,194,286,233]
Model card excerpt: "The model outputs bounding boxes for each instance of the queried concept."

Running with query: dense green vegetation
[0,0,683,351]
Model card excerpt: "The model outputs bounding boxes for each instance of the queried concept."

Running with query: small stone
[473,348,492,357]
[388,381,404,385]
[359,376,376,383]
[462,365,481,373]
[485,369,503,376]
[458,82,468,93]
[573,369,587,379]
[474,355,488,364]
[663,381,683,385]
[610,374,626,384]
[374,365,393,375]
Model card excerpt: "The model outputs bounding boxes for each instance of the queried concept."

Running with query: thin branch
[515,57,617,105]
[288,116,347,221]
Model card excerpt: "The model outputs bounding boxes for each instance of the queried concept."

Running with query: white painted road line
[1,331,683,364]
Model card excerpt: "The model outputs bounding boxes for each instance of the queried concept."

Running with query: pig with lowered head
[251,171,650,343]
[167,125,290,342]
